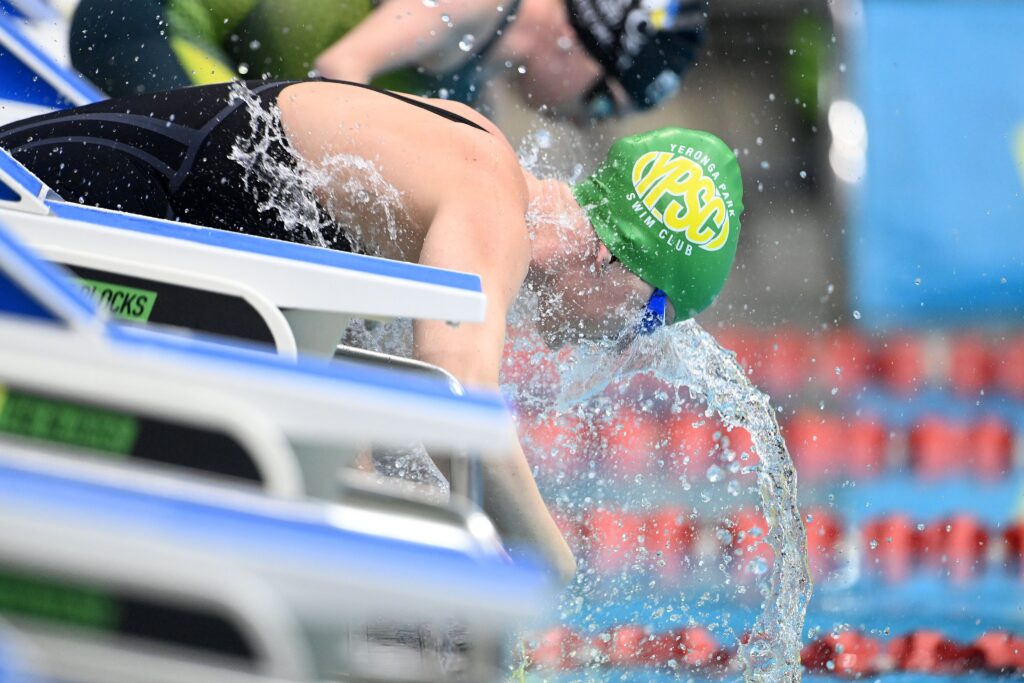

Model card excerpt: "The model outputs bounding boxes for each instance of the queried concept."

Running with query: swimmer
[0,79,743,582]
[70,0,704,122]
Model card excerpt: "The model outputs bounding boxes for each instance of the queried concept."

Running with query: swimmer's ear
[595,241,614,271]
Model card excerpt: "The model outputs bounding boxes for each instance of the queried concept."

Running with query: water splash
[551,321,812,681]
[227,82,412,259]
[226,82,334,247]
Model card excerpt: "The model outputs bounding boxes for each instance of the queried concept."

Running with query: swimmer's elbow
[551,540,578,586]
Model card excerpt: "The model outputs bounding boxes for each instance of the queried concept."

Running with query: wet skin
[277,81,655,581]
[313,0,631,122]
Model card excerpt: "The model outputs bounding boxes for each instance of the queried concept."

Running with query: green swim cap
[572,127,743,320]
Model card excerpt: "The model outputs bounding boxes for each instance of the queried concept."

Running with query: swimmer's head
[564,0,706,116]
[526,178,669,348]
[571,126,743,323]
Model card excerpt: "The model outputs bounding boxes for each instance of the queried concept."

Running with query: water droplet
[706,464,724,482]
[534,129,552,149]
[458,34,476,52]
[517,65,527,74]
[760,160,771,170]
[799,170,807,179]
[869,539,879,550]
[248,40,261,50]
[556,36,573,51]
[422,0,438,6]
[749,556,770,575]
[238,63,250,75]
[913,277,922,286]
[851,310,861,320]
[755,136,764,146]
[727,480,741,496]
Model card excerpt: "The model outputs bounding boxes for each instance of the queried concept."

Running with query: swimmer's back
[275,80,527,260]
[0,80,525,258]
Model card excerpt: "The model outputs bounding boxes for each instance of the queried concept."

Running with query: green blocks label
[0,570,118,631]
[0,386,139,456]
[77,278,158,322]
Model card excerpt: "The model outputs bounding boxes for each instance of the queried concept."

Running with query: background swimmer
[69,0,705,123]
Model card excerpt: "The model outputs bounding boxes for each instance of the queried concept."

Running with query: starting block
[0,148,487,357]
[0,220,512,500]
[0,445,551,682]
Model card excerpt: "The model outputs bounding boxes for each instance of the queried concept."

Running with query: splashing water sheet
[508,125,811,681]
[550,322,812,681]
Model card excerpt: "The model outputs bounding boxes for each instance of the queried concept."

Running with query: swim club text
[629,144,736,254]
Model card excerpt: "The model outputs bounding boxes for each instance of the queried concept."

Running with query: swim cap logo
[630,150,729,251]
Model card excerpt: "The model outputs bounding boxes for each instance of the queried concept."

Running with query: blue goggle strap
[638,289,667,334]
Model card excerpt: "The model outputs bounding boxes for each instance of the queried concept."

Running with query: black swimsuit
[0,80,487,252]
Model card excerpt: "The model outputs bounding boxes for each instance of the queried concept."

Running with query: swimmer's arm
[314,0,498,82]
[413,198,577,585]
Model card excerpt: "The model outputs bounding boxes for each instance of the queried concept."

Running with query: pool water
[515,327,1024,681]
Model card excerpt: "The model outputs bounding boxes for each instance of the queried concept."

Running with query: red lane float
[862,514,916,583]
[572,507,1021,583]
[889,629,985,674]
[949,334,996,396]
[969,416,1014,480]
[802,631,880,676]
[909,416,969,479]
[874,334,925,394]
[786,412,844,482]
[1004,522,1024,576]
[755,329,808,395]
[846,416,887,478]
[804,509,843,580]
[527,627,1024,674]
[599,409,661,477]
[523,406,1016,483]
[999,334,1024,397]
[644,507,698,580]
[588,508,648,574]
[812,329,872,393]
[916,515,989,583]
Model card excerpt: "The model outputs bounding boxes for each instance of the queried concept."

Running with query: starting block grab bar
[0,448,551,683]
[0,149,488,357]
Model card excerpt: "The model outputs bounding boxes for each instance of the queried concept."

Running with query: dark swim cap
[565,0,705,109]
[572,127,743,320]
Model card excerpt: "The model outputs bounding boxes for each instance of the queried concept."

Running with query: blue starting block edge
[0,0,60,22]
[0,12,103,108]
[0,148,43,200]
[45,201,483,295]
[0,219,98,325]
[0,456,552,609]
[0,217,505,414]
[0,147,482,297]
